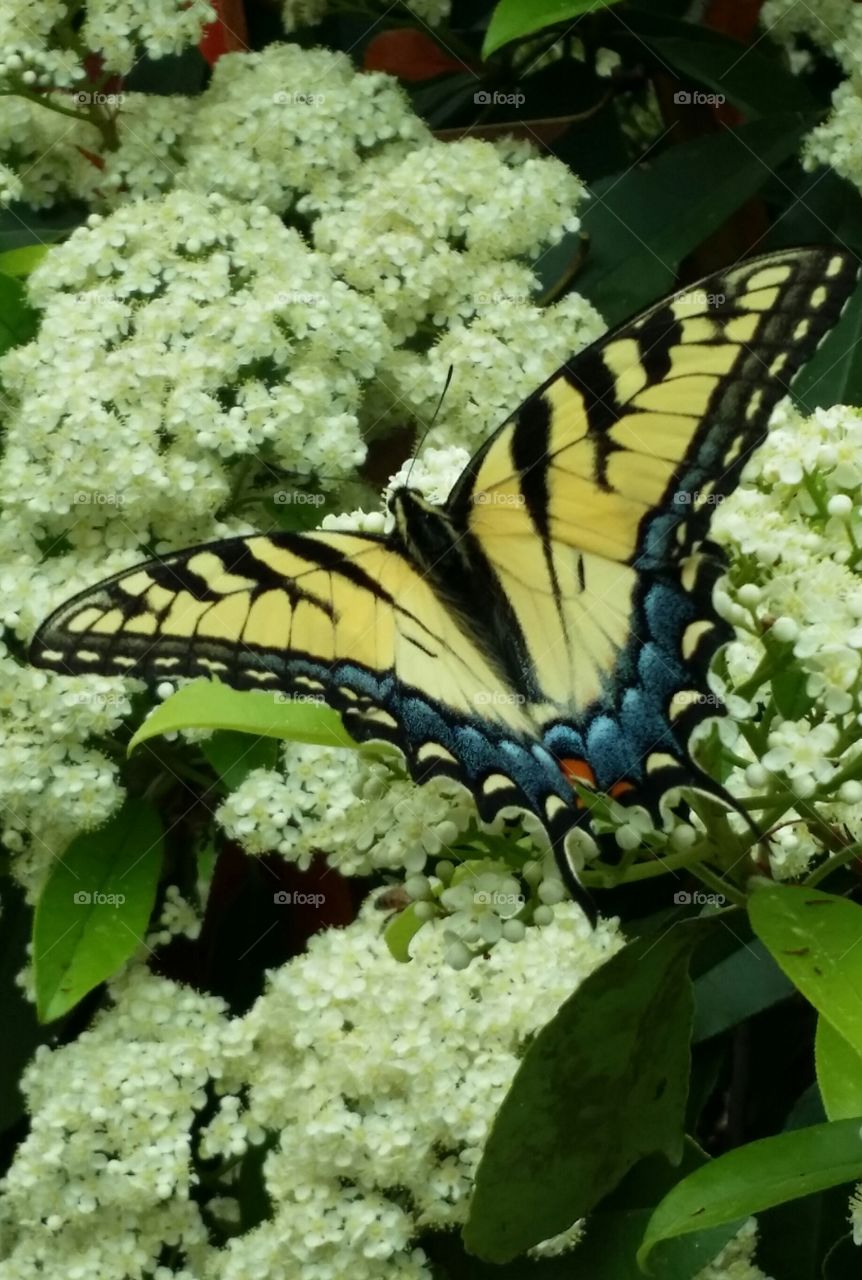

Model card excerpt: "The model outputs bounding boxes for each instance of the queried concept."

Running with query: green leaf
[771,664,814,720]
[0,273,38,357]
[817,1018,862,1121]
[748,885,862,1060]
[693,939,794,1042]
[383,904,427,963]
[33,799,163,1022]
[0,244,50,277]
[483,0,623,57]
[560,1144,743,1278]
[201,730,281,792]
[793,280,862,413]
[128,680,358,755]
[628,20,816,117]
[577,114,814,326]
[464,921,709,1262]
[639,1119,862,1267]
[0,202,85,253]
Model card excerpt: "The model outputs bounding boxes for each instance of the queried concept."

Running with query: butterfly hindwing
[442,247,859,806]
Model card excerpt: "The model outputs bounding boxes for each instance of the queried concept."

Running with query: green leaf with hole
[483,0,623,57]
[33,799,163,1022]
[639,1120,862,1269]
[129,680,357,754]
[464,921,710,1262]
[749,885,862,1060]
[816,1017,862,1121]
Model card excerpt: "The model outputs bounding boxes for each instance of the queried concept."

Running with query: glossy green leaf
[383,905,427,963]
[483,0,623,57]
[632,24,815,117]
[33,799,163,1022]
[793,280,862,413]
[640,1120,862,1267]
[577,114,813,325]
[749,885,862,1060]
[693,939,793,1042]
[817,1018,862,1121]
[201,730,281,792]
[0,244,50,277]
[0,272,38,357]
[129,680,358,754]
[464,922,709,1262]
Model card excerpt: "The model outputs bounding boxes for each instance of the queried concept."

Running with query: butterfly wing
[30,531,579,841]
[443,247,859,806]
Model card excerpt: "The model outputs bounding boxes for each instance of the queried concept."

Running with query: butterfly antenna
[404,365,454,488]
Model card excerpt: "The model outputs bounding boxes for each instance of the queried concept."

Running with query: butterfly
[30,247,858,913]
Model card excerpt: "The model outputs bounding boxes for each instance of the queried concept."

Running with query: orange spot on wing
[609,780,636,800]
[560,758,596,787]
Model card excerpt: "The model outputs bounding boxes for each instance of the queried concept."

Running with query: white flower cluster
[695,1219,773,1280]
[0,643,125,898]
[312,137,589,340]
[206,900,620,1277]
[0,97,100,209]
[367,289,605,450]
[217,744,476,878]
[0,1,85,93]
[711,400,862,877]
[81,0,216,74]
[181,44,429,216]
[0,967,229,1279]
[762,1,862,190]
[0,905,619,1279]
[0,188,390,558]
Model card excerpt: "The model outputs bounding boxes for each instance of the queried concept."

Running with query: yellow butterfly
[31,247,858,904]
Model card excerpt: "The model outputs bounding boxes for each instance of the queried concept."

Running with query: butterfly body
[30,248,859,903]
